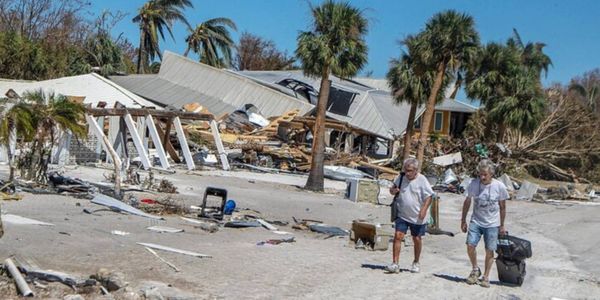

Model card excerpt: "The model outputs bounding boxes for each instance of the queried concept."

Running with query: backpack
[390,172,405,222]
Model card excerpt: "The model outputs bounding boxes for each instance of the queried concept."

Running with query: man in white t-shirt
[386,158,434,274]
[461,159,509,288]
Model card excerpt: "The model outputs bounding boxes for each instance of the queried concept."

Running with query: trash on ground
[309,224,348,236]
[4,258,35,297]
[257,237,295,246]
[137,242,212,258]
[224,220,262,228]
[91,194,163,220]
[2,214,54,226]
[110,230,130,236]
[432,152,463,167]
[144,247,180,272]
[257,219,278,231]
[147,226,184,233]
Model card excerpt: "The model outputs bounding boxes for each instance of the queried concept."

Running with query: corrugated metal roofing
[0,73,157,108]
[236,71,412,139]
[110,52,314,117]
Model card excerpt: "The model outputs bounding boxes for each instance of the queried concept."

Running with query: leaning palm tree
[413,10,480,163]
[184,18,237,68]
[133,0,193,74]
[295,0,368,191]
[387,35,448,161]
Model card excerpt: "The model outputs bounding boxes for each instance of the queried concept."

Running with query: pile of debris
[183,105,399,180]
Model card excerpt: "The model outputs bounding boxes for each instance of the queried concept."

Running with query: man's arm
[418,196,432,221]
[499,200,506,234]
[461,197,471,232]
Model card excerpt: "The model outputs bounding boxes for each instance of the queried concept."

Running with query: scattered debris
[256,219,278,231]
[515,181,539,201]
[180,217,219,233]
[110,230,130,236]
[137,243,212,258]
[224,221,262,228]
[308,224,348,237]
[147,226,184,233]
[4,258,35,297]
[92,268,128,292]
[91,194,164,220]
[349,221,393,251]
[257,237,295,246]
[2,214,54,226]
[144,247,180,272]
[432,152,463,167]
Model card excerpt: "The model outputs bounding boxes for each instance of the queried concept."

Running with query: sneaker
[479,278,490,288]
[385,263,400,273]
[410,261,420,273]
[466,268,481,285]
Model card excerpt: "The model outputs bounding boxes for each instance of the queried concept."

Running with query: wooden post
[173,117,195,170]
[86,114,122,195]
[210,120,230,171]
[124,113,152,170]
[146,115,170,169]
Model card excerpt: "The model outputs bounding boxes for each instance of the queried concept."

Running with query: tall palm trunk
[417,62,446,163]
[402,101,418,161]
[137,29,146,74]
[305,66,331,192]
[497,123,507,143]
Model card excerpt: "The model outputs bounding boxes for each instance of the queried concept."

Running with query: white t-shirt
[393,173,434,225]
[467,178,509,228]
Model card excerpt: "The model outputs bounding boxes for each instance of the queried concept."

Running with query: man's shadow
[361,263,410,273]
[433,273,514,287]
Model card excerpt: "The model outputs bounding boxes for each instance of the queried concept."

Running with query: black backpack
[390,172,405,222]
[496,233,532,261]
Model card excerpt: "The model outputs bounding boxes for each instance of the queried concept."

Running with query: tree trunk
[497,122,507,143]
[305,66,331,192]
[416,62,446,163]
[402,100,418,161]
[137,29,145,74]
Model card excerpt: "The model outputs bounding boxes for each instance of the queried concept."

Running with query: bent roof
[0,73,156,108]
[236,70,413,139]
[111,51,314,117]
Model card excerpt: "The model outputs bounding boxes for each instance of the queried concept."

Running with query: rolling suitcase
[496,257,526,286]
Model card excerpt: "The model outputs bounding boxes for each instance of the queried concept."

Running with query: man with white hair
[461,159,509,288]
[386,158,434,273]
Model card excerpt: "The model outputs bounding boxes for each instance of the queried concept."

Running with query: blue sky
[90,0,600,87]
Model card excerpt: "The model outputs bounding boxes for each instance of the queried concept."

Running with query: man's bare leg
[393,231,405,264]
[412,235,422,263]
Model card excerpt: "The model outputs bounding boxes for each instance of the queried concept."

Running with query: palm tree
[295,0,368,191]
[16,90,86,183]
[412,10,480,163]
[387,35,448,161]
[133,0,193,74]
[0,99,35,181]
[467,31,551,141]
[184,18,237,68]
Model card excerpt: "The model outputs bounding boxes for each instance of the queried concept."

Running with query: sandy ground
[0,165,599,299]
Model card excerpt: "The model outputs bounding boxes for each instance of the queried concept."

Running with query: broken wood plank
[358,161,399,175]
[137,242,212,258]
[155,120,181,163]
[86,108,213,121]
[144,247,180,272]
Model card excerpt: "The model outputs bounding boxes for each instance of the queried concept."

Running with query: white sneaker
[385,263,400,273]
[410,261,420,273]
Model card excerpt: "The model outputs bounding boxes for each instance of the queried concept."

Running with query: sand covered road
[0,165,599,299]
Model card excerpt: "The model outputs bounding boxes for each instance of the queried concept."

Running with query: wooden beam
[173,117,195,170]
[86,114,122,168]
[155,120,181,163]
[210,120,230,171]
[124,113,152,170]
[146,115,170,169]
[86,108,213,121]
